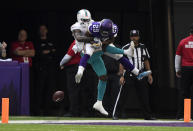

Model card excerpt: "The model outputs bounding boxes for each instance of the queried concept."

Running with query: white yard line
[0,126,133,131]
[4,120,193,124]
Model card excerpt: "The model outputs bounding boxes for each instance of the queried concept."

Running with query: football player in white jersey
[70,9,94,53]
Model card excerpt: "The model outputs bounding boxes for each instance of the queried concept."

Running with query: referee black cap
[130,29,140,37]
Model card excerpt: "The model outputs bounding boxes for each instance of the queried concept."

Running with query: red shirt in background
[10,41,35,67]
[176,34,193,67]
[65,41,81,66]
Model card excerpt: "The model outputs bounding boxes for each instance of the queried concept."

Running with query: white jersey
[71,22,88,35]
[71,21,92,53]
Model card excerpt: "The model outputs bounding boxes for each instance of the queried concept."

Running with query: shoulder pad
[70,22,81,32]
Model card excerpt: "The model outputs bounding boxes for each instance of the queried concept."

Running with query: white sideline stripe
[5,120,193,124]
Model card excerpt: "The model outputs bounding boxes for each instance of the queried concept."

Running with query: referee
[119,29,156,120]
[175,24,193,119]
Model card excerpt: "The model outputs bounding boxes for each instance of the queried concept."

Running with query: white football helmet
[77,9,92,25]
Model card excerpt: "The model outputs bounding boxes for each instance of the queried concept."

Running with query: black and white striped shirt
[122,42,150,71]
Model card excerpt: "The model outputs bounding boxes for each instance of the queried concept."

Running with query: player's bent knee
[104,53,123,60]
[85,44,94,56]
[99,75,108,81]
[110,54,123,60]
[116,54,123,60]
[89,50,95,56]
[108,43,115,47]
[86,50,94,56]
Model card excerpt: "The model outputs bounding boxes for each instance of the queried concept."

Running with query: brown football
[52,91,64,102]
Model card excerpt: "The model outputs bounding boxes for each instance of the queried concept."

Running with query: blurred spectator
[119,29,155,120]
[34,24,58,116]
[10,29,35,115]
[10,29,35,66]
[0,41,7,59]
[175,24,193,120]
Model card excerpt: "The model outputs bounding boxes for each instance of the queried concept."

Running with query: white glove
[130,41,135,49]
[123,41,135,57]
[72,43,84,54]
[75,66,85,83]
[75,72,83,83]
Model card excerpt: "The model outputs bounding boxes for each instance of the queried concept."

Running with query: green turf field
[0,117,192,131]
[0,124,193,131]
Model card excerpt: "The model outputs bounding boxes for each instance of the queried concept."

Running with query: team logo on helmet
[77,9,91,25]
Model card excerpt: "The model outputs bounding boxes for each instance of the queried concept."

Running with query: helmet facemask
[100,30,111,37]
[80,18,91,26]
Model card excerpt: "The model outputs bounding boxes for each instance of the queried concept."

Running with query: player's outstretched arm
[60,54,72,67]
[104,43,134,57]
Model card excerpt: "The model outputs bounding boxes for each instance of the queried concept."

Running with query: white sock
[97,100,102,104]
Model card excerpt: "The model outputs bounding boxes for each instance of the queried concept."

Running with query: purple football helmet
[100,19,113,37]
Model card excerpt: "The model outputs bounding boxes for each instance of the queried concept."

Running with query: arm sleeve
[60,41,76,66]
[175,55,181,72]
[60,54,72,66]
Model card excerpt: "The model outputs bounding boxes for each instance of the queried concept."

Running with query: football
[52,91,64,102]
